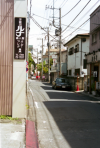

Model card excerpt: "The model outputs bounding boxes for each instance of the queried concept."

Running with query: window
[69,70,71,75]
[83,59,87,69]
[75,44,79,53]
[75,68,80,75]
[92,33,97,43]
[69,47,74,55]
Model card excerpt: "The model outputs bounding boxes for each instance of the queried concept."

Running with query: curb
[26,120,39,148]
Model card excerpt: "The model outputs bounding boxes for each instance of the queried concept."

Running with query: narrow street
[29,79,100,148]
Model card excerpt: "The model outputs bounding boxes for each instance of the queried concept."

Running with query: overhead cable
[61,0,81,18]
[33,13,52,21]
[62,0,99,36]
[30,16,58,42]
[62,18,90,41]
[62,0,91,34]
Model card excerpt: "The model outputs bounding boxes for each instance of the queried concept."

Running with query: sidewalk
[26,86,39,148]
[75,90,100,101]
[0,118,25,148]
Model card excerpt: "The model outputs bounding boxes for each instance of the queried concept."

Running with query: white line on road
[35,102,39,108]
[45,90,74,93]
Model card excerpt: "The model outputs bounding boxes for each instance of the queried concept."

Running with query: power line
[60,0,69,8]
[33,13,52,21]
[30,15,58,42]
[62,0,91,34]
[61,0,81,18]
[54,0,69,15]
[71,0,99,28]
[62,0,99,36]
[62,18,90,41]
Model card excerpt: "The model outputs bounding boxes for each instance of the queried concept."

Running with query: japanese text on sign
[15,18,26,59]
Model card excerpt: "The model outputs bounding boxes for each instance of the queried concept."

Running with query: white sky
[28,0,100,54]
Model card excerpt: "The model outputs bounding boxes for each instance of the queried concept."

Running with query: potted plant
[91,82,96,95]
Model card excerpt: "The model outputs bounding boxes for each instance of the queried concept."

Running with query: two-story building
[85,5,100,93]
[64,33,89,90]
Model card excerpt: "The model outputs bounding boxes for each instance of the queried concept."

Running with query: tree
[37,58,53,74]
[28,53,36,69]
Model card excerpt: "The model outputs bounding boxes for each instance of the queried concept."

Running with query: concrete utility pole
[47,27,50,82]
[45,3,62,77]
[59,8,61,76]
[42,38,43,79]
[37,48,38,65]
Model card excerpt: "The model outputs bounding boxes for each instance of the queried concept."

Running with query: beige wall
[12,0,27,118]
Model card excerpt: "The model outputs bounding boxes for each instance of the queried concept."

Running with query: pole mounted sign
[14,17,26,59]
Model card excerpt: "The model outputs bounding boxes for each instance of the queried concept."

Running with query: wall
[90,6,100,52]
[81,37,89,76]
[67,36,89,76]
[0,0,14,115]
[12,0,27,118]
[68,38,81,75]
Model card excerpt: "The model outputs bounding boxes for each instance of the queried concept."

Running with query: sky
[28,0,100,54]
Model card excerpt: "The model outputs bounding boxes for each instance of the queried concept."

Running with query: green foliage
[50,58,53,67]
[91,83,95,91]
[26,104,29,109]
[28,53,36,68]
[37,58,53,74]
[0,115,18,120]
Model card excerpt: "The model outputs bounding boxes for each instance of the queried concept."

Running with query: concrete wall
[12,0,27,118]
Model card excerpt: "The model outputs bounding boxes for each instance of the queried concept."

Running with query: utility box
[55,29,60,36]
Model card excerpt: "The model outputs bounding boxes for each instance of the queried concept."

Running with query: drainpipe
[81,39,82,75]
[81,39,83,89]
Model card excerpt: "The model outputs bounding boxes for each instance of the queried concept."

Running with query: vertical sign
[15,18,26,59]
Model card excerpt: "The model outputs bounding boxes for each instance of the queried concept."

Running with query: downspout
[81,38,82,74]
[81,38,82,89]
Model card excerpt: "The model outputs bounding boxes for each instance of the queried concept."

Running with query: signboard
[14,17,26,59]
[52,55,57,59]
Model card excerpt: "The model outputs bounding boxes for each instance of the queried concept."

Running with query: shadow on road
[43,99,100,148]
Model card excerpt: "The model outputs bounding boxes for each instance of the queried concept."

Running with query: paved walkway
[0,119,25,148]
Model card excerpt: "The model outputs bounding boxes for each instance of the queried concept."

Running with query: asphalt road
[29,80,100,148]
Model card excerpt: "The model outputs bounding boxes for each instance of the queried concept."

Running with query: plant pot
[92,91,96,96]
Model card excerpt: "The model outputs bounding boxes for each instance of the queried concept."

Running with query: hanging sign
[14,17,26,59]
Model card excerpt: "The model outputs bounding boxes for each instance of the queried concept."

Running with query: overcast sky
[28,0,100,53]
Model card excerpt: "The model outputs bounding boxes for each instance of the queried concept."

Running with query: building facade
[85,6,100,93]
[64,34,89,77]
[0,0,27,117]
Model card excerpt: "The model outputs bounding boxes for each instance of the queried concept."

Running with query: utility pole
[46,3,62,77]
[59,8,61,76]
[37,48,38,65]
[47,27,50,82]
[42,38,43,79]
